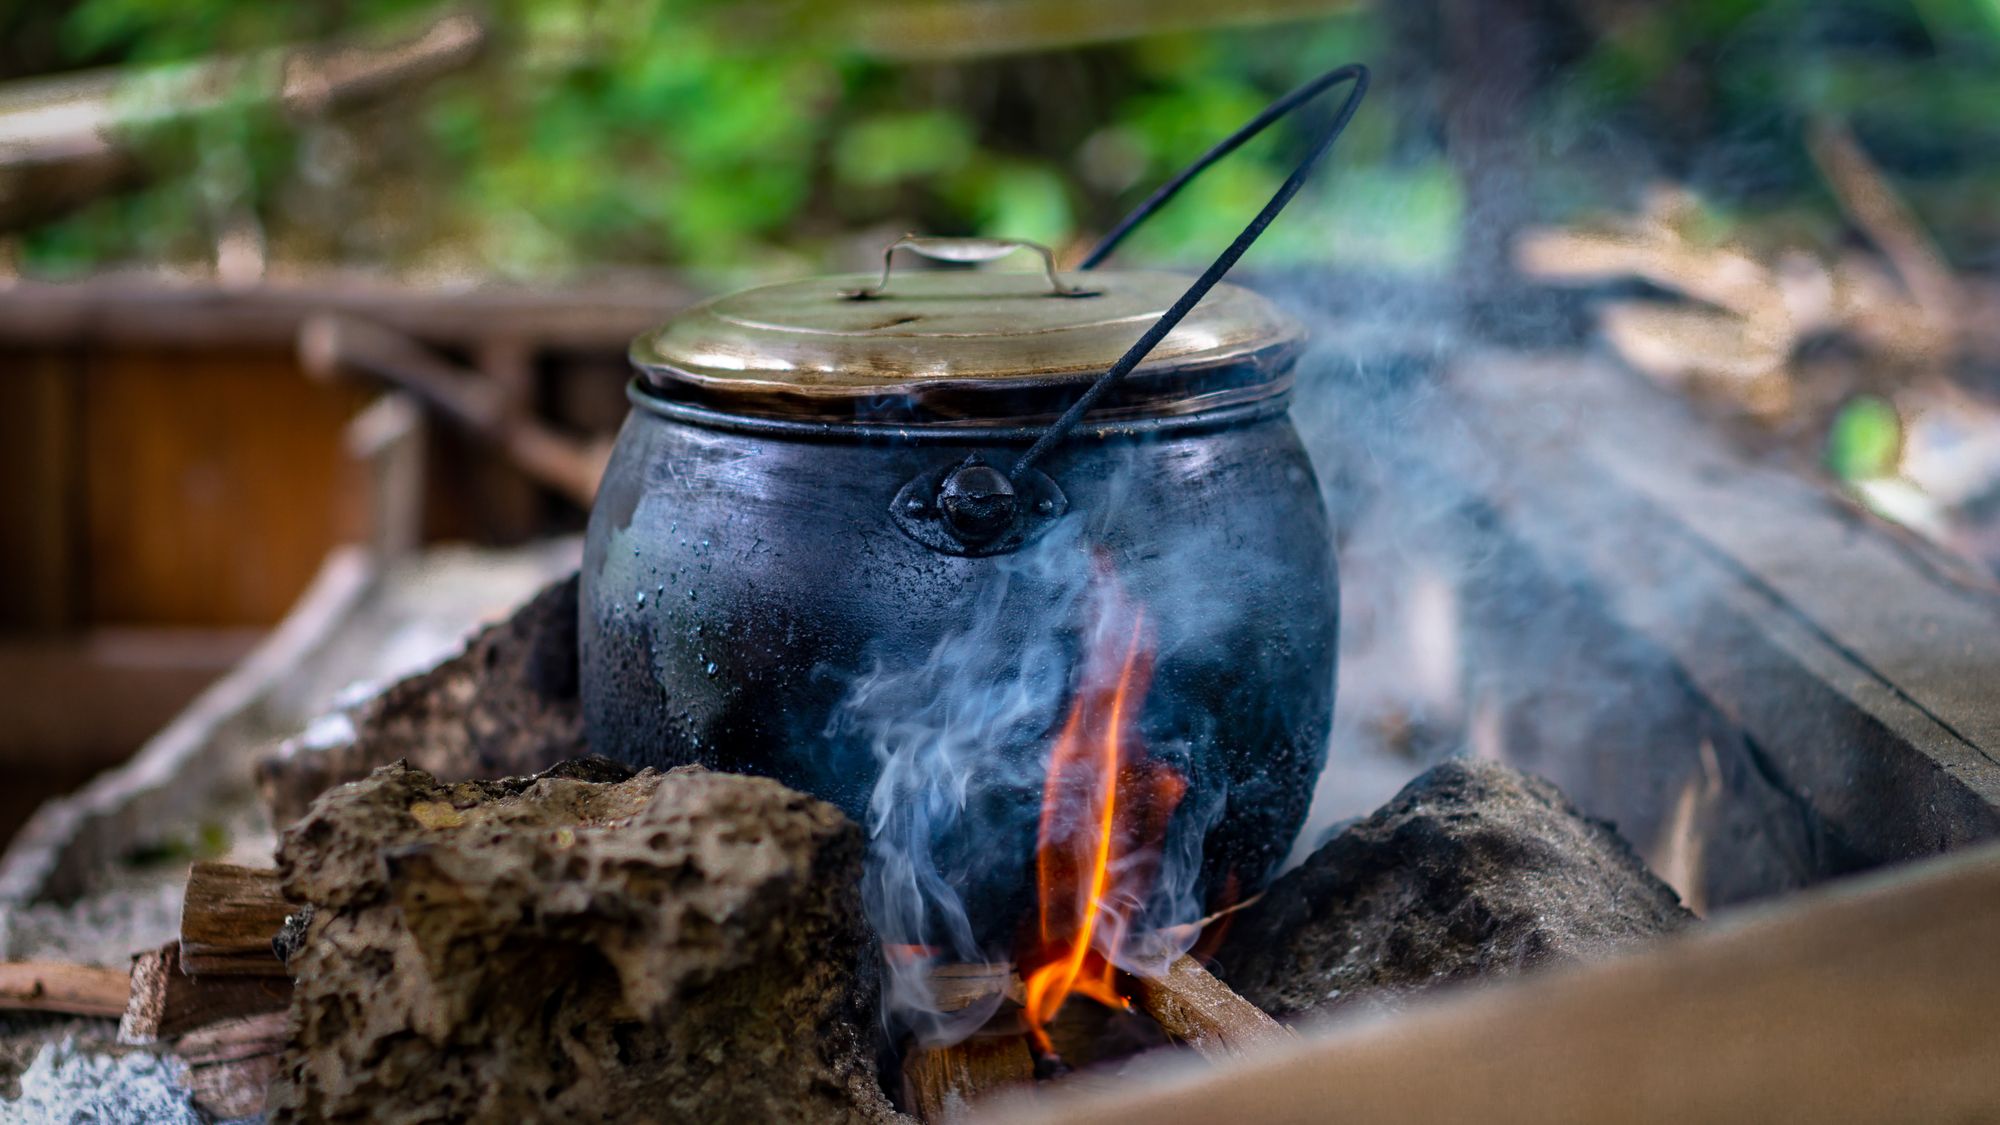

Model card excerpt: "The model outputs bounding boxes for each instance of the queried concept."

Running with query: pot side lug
[891,459,1068,558]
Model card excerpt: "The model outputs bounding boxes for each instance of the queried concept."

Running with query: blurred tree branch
[0,12,484,232]
[828,0,1361,59]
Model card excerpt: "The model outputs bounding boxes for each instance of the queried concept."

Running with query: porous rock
[257,572,587,828]
[1217,758,1694,1022]
[269,757,903,1124]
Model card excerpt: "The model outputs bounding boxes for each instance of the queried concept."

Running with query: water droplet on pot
[635,592,646,607]
[705,662,717,676]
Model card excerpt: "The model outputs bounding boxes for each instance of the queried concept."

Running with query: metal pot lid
[630,262,1303,426]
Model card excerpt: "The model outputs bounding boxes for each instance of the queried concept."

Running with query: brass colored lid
[631,268,1303,425]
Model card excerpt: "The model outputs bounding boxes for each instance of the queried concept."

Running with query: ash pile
[60,574,1690,1122]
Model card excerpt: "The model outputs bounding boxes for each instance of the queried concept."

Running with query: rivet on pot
[937,458,1018,545]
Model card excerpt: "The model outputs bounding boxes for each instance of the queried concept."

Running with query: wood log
[176,1010,289,1120]
[928,962,1023,1013]
[180,862,296,977]
[175,1009,290,1065]
[0,960,129,1018]
[1131,955,1292,1062]
[186,1053,282,1121]
[902,1034,1036,1123]
[120,942,292,1044]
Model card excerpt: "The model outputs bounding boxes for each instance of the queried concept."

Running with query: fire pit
[8,55,2000,1125]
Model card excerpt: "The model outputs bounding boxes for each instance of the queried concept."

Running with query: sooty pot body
[581,390,1338,932]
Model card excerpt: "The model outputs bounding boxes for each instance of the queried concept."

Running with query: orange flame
[1019,589,1185,1054]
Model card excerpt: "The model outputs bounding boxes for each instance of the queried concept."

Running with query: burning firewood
[899,952,1286,1122]
[1131,955,1293,1062]
[902,1035,1036,1123]
[179,862,298,977]
[927,961,1025,1013]
[0,960,129,1018]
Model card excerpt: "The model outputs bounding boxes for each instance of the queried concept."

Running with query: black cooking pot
[582,65,1368,936]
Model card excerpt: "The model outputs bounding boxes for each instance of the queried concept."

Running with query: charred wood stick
[181,862,298,977]
[121,942,291,1044]
[903,1034,1036,1123]
[300,312,609,505]
[1133,955,1292,1062]
[0,960,130,1018]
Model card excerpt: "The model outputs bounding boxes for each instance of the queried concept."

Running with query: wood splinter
[1132,954,1294,1062]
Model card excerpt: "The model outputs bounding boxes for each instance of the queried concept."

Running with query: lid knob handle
[936,457,1020,545]
[838,235,1099,301]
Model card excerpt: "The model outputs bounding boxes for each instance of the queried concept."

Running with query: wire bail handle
[1009,62,1371,482]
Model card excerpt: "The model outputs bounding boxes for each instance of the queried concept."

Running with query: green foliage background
[5,0,1998,283]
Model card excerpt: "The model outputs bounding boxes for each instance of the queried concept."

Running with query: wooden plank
[0,547,374,907]
[0,275,692,352]
[989,839,2000,1125]
[473,334,545,541]
[0,347,80,631]
[1511,353,2000,753]
[0,630,260,763]
[345,392,428,560]
[180,863,293,977]
[0,960,129,1017]
[81,346,373,626]
[1441,352,2000,867]
[0,629,258,847]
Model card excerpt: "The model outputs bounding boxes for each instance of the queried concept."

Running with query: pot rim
[624,377,1295,443]
[629,269,1303,426]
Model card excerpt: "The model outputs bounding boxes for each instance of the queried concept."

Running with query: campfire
[876,569,1300,1110]
[1021,581,1173,1055]
[11,4,2000,1121]
[0,65,1710,1118]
